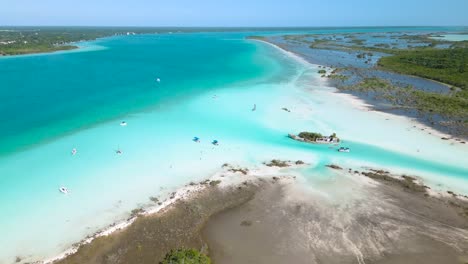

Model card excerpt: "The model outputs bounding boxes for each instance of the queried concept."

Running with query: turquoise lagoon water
[0,29,467,263]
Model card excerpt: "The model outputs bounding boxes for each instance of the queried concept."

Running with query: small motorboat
[116,149,123,155]
[120,121,127,126]
[252,104,256,111]
[193,137,200,143]
[59,187,69,194]
[156,78,161,83]
[338,147,350,153]
[212,140,219,146]
[71,148,77,155]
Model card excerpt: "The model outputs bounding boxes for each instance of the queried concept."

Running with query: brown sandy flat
[203,172,468,264]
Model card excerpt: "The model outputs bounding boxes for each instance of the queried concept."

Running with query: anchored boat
[338,147,350,153]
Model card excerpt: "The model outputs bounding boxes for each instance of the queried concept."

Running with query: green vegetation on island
[161,248,211,264]
[328,71,350,82]
[289,132,340,143]
[343,77,468,118]
[410,89,468,117]
[378,48,468,89]
[298,132,324,141]
[375,47,467,122]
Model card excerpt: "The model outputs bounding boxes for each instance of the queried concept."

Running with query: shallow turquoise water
[0,32,287,262]
[0,28,467,263]
[0,33,285,155]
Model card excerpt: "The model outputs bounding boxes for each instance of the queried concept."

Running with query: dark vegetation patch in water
[357,168,468,220]
[317,164,468,226]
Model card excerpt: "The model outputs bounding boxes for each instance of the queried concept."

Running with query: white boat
[71,148,77,155]
[59,187,69,194]
[120,121,127,126]
[338,147,350,153]
[156,78,161,82]
[116,149,123,155]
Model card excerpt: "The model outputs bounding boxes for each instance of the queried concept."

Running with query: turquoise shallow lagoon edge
[0,28,467,263]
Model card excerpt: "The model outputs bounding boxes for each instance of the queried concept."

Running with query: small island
[288,132,340,144]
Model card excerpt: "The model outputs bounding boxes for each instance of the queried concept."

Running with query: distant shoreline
[0,45,78,57]
[0,29,152,57]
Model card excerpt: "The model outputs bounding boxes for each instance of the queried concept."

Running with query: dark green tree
[160,249,211,264]
[459,52,466,73]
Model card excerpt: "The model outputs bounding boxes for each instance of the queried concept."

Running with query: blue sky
[1,0,467,26]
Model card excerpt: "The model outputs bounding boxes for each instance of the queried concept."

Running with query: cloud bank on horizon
[1,0,467,26]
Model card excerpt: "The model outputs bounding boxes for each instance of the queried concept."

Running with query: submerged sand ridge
[55,162,468,264]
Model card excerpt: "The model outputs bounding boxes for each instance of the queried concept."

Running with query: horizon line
[1,25,468,29]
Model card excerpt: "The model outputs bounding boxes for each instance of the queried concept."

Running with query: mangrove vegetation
[378,48,468,89]
[160,248,211,264]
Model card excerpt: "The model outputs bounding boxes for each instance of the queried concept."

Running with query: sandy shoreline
[43,182,206,263]
[329,91,462,143]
